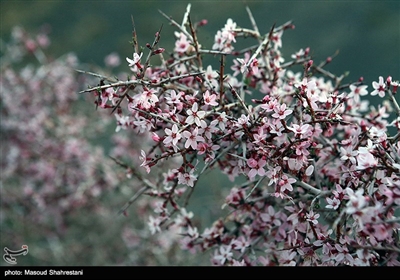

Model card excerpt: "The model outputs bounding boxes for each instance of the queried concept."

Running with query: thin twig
[131,15,139,55]
[229,83,253,120]
[117,186,149,215]
[245,6,261,42]
[188,15,202,71]
[219,54,225,104]
[75,69,118,83]
[79,71,205,94]
[200,140,240,175]
[181,3,191,29]
[158,9,193,41]
[141,24,163,77]
[111,86,132,114]
[245,176,266,201]
[246,23,275,69]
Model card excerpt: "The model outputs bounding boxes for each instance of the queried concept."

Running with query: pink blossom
[139,150,151,173]
[277,174,296,193]
[231,236,250,253]
[104,52,120,68]
[165,89,184,111]
[185,102,206,127]
[277,250,297,266]
[289,123,312,138]
[139,88,159,109]
[222,18,237,42]
[182,127,205,150]
[174,207,194,226]
[198,121,218,140]
[148,215,162,234]
[261,98,279,112]
[348,84,368,103]
[236,55,258,75]
[174,32,191,54]
[266,166,281,186]
[126,52,143,68]
[291,48,305,60]
[371,76,386,97]
[272,103,293,119]
[268,119,284,136]
[114,114,130,132]
[345,188,367,214]
[187,226,199,239]
[334,244,354,265]
[212,18,237,52]
[213,245,233,265]
[203,90,218,106]
[247,157,266,180]
[271,30,283,50]
[326,197,341,210]
[356,150,378,170]
[287,157,303,171]
[177,169,197,188]
[340,146,358,165]
[204,65,219,89]
[225,187,246,207]
[260,205,282,227]
[306,210,320,225]
[210,112,228,131]
[163,124,182,147]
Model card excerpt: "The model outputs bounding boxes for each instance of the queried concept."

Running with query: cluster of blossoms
[81,5,400,266]
[0,26,125,259]
[2,25,204,265]
[4,4,397,265]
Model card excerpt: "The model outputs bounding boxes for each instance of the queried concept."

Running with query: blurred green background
[1,0,399,266]
[2,0,399,82]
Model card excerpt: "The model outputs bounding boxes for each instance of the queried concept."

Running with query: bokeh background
[1,0,399,266]
[2,0,399,83]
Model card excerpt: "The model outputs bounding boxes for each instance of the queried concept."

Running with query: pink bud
[391,81,398,94]
[198,19,208,26]
[36,34,50,48]
[24,39,37,53]
[284,22,295,30]
[247,158,258,168]
[152,132,160,142]
[386,76,392,86]
[153,48,165,54]
[326,57,332,64]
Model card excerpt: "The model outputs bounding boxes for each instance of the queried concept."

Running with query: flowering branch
[75,4,400,266]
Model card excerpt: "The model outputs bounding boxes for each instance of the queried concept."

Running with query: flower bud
[152,132,161,142]
[153,48,165,54]
[24,39,37,53]
[326,57,332,64]
[386,76,392,87]
[391,80,398,94]
[198,19,208,26]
